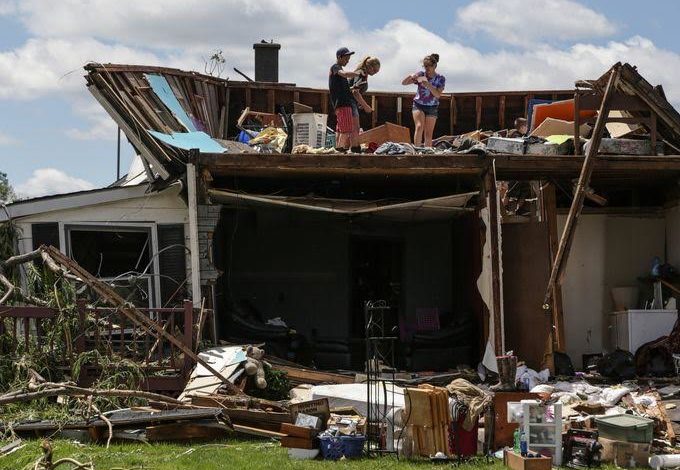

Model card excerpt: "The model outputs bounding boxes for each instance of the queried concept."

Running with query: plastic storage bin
[319,435,365,460]
[595,414,654,443]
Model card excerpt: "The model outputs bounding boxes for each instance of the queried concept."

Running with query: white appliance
[608,309,678,353]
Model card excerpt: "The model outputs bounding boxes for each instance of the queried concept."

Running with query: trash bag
[597,349,636,380]
[553,351,575,376]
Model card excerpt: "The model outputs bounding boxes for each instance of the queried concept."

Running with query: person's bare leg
[424,116,437,147]
[350,115,360,151]
[336,133,350,149]
[412,109,425,146]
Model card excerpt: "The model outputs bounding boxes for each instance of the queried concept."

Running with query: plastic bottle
[513,428,520,453]
[519,430,528,457]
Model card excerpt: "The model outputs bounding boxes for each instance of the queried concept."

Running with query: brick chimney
[253,40,281,82]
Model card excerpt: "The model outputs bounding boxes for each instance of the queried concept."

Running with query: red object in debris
[449,415,478,457]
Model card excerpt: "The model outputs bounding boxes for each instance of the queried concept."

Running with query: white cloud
[0,131,17,145]
[0,37,164,99]
[14,0,347,50]
[15,168,95,198]
[65,97,118,141]
[0,1,16,16]
[456,0,616,46]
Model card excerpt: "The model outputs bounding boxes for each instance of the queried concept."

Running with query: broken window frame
[64,223,162,308]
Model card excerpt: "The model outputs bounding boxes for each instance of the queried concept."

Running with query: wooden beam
[486,167,504,353]
[396,96,402,126]
[542,183,565,350]
[371,95,378,128]
[451,96,457,131]
[224,87,231,139]
[320,92,328,115]
[498,96,506,130]
[475,96,482,130]
[244,87,251,110]
[267,89,275,114]
[651,111,658,154]
[543,66,620,307]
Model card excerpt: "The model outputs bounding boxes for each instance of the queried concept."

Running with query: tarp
[310,383,405,417]
[148,130,226,153]
[144,73,198,132]
[208,189,477,222]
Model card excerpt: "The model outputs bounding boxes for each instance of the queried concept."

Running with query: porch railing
[0,300,209,393]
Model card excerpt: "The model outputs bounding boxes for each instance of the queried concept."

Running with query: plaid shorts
[335,106,353,134]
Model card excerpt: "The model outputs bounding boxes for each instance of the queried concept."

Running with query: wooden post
[498,96,506,130]
[396,96,402,126]
[320,92,328,115]
[224,87,230,139]
[371,95,378,129]
[542,183,566,350]
[475,96,482,130]
[183,300,194,375]
[525,94,534,120]
[187,161,202,308]
[650,112,657,154]
[543,67,620,307]
[486,167,504,354]
[573,92,581,155]
[451,96,457,131]
[267,89,275,114]
[244,87,251,110]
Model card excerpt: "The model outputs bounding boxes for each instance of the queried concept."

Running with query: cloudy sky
[1,0,679,198]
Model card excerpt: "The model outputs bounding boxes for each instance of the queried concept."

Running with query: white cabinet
[608,309,678,353]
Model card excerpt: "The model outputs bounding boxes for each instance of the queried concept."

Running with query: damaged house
[4,45,680,378]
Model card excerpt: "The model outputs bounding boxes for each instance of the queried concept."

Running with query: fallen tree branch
[88,398,113,449]
[0,382,183,407]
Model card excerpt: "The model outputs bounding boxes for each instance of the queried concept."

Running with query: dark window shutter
[157,224,187,306]
[32,223,60,251]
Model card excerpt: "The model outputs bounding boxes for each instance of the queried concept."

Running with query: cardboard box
[358,122,411,146]
[599,437,650,468]
[503,450,552,470]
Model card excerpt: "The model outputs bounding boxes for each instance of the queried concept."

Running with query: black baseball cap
[336,47,355,58]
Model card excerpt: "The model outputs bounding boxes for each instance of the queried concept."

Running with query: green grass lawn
[0,438,511,470]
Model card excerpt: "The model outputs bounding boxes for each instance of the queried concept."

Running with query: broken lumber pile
[403,385,451,457]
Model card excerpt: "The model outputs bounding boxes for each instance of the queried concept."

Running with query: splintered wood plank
[544,67,620,307]
[233,424,286,439]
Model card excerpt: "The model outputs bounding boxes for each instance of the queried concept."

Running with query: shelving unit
[521,399,562,465]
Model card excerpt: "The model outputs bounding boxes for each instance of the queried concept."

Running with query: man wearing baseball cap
[329,47,360,152]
